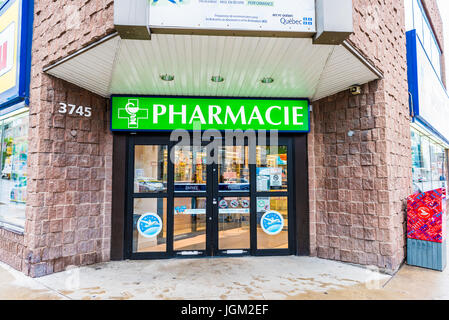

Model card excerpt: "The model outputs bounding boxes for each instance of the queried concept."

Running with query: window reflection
[256,145,288,192]
[410,0,442,80]
[218,197,250,250]
[174,146,207,192]
[174,197,207,251]
[0,112,28,231]
[134,145,167,193]
[411,128,447,193]
[219,146,250,192]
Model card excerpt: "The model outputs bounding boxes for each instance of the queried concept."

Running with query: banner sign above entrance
[148,0,316,34]
[111,96,310,132]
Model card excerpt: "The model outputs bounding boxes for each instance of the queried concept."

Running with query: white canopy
[44,33,381,101]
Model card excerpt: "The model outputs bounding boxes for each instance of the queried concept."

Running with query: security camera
[350,85,361,95]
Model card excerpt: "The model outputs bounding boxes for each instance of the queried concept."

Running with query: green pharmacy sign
[110,96,310,132]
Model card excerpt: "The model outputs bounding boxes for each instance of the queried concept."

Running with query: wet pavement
[0,255,447,300]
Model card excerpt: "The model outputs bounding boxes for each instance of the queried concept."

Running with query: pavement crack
[32,279,74,300]
[381,264,404,289]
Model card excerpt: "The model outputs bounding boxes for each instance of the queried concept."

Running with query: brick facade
[25,78,113,277]
[23,0,115,277]
[309,0,412,272]
[0,0,444,276]
[0,0,115,277]
[308,80,411,272]
[308,0,445,272]
[0,229,25,273]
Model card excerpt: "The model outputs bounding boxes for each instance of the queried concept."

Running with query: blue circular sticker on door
[137,213,163,238]
[261,211,284,236]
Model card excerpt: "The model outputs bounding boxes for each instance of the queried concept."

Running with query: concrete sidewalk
[0,255,447,300]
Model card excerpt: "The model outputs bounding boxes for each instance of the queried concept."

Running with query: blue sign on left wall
[0,0,33,114]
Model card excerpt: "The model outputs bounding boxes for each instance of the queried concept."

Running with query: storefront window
[173,197,207,251]
[218,196,250,250]
[134,145,168,193]
[256,145,288,192]
[219,146,250,192]
[408,0,442,80]
[0,112,29,231]
[411,128,448,193]
[174,146,207,192]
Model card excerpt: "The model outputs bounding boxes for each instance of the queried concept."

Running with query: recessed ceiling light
[160,74,175,81]
[261,77,274,84]
[211,76,225,83]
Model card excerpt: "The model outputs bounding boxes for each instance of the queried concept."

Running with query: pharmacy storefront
[39,0,388,270]
[111,96,309,258]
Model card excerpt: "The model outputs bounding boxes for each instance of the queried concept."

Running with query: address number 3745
[58,103,92,118]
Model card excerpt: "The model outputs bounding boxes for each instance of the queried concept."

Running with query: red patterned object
[407,188,446,243]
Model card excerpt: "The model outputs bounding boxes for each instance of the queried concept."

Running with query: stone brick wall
[25,78,113,277]
[309,0,412,272]
[19,0,115,277]
[0,229,26,273]
[0,0,427,276]
[34,0,114,66]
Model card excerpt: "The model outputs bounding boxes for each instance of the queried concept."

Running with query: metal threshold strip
[226,250,245,255]
[178,251,201,256]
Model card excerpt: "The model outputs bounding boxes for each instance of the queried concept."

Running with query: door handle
[212,198,217,205]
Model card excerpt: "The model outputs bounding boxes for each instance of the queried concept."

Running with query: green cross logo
[118,99,149,129]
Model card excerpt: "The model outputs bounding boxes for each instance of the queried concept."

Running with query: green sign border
[110,95,310,133]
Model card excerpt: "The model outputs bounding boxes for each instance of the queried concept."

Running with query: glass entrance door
[172,145,209,255]
[126,135,294,259]
[214,145,251,254]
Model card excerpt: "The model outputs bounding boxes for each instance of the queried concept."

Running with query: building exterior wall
[308,0,445,272]
[309,0,412,272]
[25,78,113,277]
[0,0,444,276]
[409,0,448,206]
[8,0,115,277]
[0,229,25,272]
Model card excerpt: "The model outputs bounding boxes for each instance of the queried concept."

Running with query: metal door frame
[124,134,296,259]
